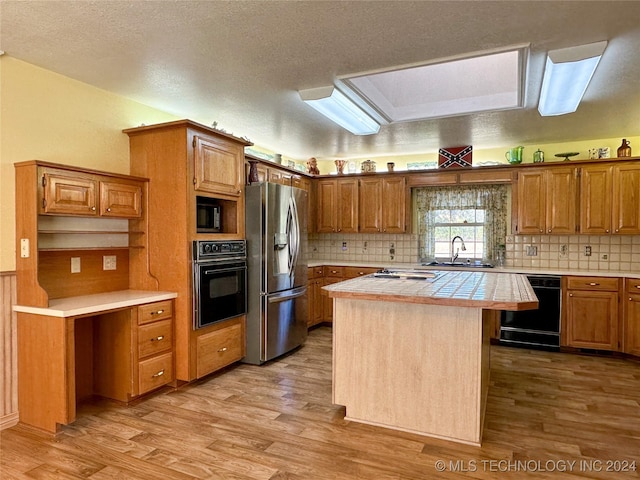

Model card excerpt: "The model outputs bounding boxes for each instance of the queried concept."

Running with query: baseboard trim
[0,412,19,431]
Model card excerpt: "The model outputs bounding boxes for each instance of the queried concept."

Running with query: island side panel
[332,298,486,445]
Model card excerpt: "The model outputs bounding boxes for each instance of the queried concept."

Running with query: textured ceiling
[1,1,639,160]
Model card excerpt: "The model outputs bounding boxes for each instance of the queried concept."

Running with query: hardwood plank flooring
[2,327,639,479]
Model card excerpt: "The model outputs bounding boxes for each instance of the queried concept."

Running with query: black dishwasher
[500,275,561,350]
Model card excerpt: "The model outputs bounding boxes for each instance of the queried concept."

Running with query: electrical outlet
[71,257,81,273]
[342,242,347,251]
[585,246,592,256]
[559,244,568,258]
[526,245,538,256]
[103,255,117,270]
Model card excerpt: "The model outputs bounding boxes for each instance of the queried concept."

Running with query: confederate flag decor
[438,145,473,169]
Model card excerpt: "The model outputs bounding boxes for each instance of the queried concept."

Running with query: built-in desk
[13,290,177,433]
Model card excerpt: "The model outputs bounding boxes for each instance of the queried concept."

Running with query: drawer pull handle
[359,272,365,275]
[635,285,640,289]
[151,335,164,341]
[218,347,228,353]
[588,283,599,286]
[152,369,165,378]
[151,309,165,315]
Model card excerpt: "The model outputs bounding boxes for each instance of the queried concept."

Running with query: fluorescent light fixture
[299,86,380,135]
[538,41,607,116]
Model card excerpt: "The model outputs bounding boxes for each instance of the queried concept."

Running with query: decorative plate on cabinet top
[554,152,579,161]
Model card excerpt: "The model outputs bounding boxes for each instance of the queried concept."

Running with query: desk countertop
[13,290,178,317]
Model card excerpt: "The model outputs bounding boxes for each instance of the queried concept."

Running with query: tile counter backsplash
[308,233,419,264]
[309,233,640,273]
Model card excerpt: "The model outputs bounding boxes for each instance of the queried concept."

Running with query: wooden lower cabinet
[564,276,620,351]
[195,317,245,378]
[308,265,381,326]
[307,267,324,327]
[624,279,640,356]
[138,352,174,395]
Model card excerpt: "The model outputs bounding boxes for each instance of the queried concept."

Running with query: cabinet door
[193,136,242,196]
[566,290,619,350]
[268,169,292,186]
[292,175,310,191]
[516,170,545,234]
[336,178,359,233]
[545,167,577,234]
[579,165,612,234]
[100,181,143,218]
[612,163,640,234]
[316,179,337,233]
[624,293,640,356]
[42,172,98,216]
[382,176,406,233]
[358,177,382,233]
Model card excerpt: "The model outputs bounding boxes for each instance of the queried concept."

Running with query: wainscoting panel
[1,272,19,430]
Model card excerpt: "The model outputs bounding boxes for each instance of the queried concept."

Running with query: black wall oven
[193,240,247,329]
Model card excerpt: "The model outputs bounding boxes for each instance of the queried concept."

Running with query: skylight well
[339,46,529,123]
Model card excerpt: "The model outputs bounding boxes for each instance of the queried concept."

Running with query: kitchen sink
[422,261,494,268]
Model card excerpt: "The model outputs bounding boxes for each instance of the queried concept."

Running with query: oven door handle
[267,286,307,303]
[202,266,247,275]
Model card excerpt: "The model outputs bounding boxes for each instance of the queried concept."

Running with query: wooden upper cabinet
[579,164,613,234]
[100,181,142,218]
[41,170,143,218]
[316,179,338,233]
[336,178,359,233]
[359,176,406,233]
[516,167,577,234]
[358,177,383,233]
[42,172,98,216]
[545,167,577,234]
[316,178,358,233]
[194,135,243,197]
[612,162,640,234]
[516,169,546,234]
[382,176,407,233]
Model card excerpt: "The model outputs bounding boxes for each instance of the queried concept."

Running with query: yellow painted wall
[0,57,180,271]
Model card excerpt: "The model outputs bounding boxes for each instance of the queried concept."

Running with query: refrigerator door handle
[267,286,307,303]
[287,195,300,278]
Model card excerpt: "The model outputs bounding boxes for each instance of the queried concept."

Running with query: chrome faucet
[450,236,467,263]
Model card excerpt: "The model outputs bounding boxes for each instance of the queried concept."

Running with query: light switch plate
[20,238,30,258]
[71,257,81,273]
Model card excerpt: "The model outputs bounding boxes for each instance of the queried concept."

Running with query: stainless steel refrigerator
[244,182,308,364]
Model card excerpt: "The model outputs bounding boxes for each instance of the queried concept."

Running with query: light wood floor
[2,326,639,479]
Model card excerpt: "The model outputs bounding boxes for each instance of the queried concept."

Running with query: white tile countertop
[307,260,640,279]
[323,269,538,310]
[13,290,178,317]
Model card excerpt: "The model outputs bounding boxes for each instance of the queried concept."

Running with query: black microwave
[196,196,221,233]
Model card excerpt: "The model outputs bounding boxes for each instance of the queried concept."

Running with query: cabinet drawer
[566,276,620,291]
[627,278,640,294]
[138,319,173,358]
[323,266,344,278]
[196,321,244,378]
[344,266,379,278]
[138,352,173,395]
[309,267,324,279]
[138,300,173,325]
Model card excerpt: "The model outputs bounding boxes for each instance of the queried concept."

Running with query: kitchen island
[324,269,537,446]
